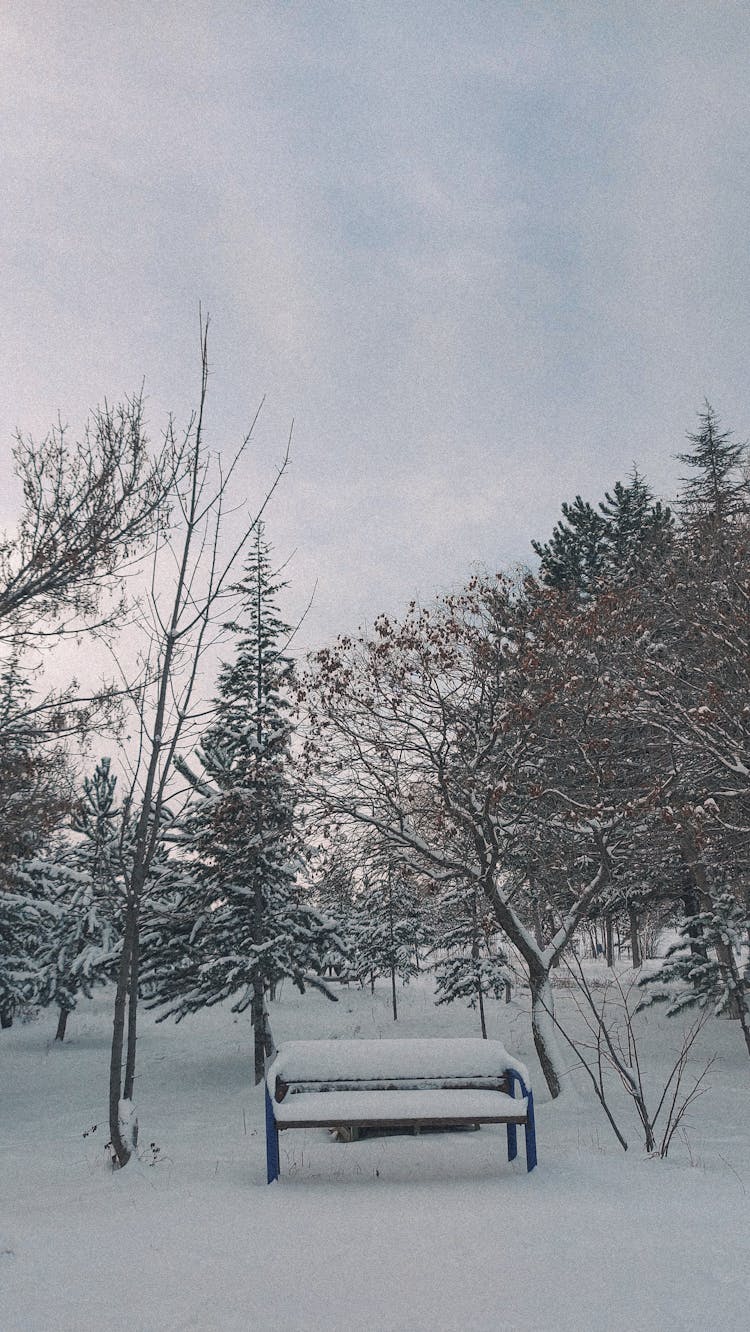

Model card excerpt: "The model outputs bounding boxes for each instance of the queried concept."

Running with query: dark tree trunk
[682,883,707,961]
[605,912,615,968]
[251,979,266,1085]
[55,1007,70,1042]
[123,907,140,1104]
[472,891,486,1037]
[628,906,642,969]
[387,866,398,1020]
[108,924,133,1167]
[477,977,487,1038]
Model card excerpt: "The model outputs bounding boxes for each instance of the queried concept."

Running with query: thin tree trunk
[123,904,139,1115]
[387,866,397,1021]
[477,978,487,1038]
[529,968,563,1099]
[55,1007,70,1042]
[629,905,642,969]
[472,889,486,1037]
[108,927,133,1167]
[1,1001,14,1029]
[605,912,615,968]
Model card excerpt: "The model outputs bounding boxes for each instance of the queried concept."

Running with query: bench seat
[273,1086,528,1127]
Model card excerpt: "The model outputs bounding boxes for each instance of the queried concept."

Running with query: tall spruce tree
[147,528,336,1081]
[598,468,674,576]
[676,401,748,534]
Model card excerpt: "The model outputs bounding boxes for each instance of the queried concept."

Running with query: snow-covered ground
[2,972,749,1331]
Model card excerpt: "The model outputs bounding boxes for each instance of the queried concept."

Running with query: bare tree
[1,394,177,642]
[107,320,288,1167]
[545,959,714,1158]
[302,580,642,1098]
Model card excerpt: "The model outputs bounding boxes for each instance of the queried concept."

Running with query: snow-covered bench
[264,1038,536,1182]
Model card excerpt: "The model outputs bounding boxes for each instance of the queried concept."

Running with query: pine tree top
[676,401,748,530]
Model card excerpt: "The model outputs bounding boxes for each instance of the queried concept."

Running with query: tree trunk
[123,905,140,1106]
[55,1006,70,1042]
[605,912,615,968]
[532,897,544,949]
[1,1001,14,1029]
[682,882,707,961]
[387,866,397,1020]
[108,922,133,1167]
[471,891,486,1036]
[529,969,564,1099]
[477,977,487,1038]
[628,905,642,969]
[251,978,266,1085]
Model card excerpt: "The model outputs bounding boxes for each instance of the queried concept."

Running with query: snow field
[1,972,749,1331]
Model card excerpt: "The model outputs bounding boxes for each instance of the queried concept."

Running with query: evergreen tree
[532,471,673,598]
[431,881,511,1037]
[147,528,337,1081]
[0,652,71,1028]
[598,468,674,577]
[34,759,123,1040]
[310,837,359,979]
[676,401,748,533]
[351,863,423,1020]
[640,890,750,1057]
[531,496,608,598]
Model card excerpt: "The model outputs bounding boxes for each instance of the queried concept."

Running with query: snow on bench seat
[264,1038,537,1181]
[273,1087,528,1126]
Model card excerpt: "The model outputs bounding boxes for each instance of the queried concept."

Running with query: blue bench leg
[265,1085,280,1183]
[507,1069,537,1172]
[524,1090,537,1172]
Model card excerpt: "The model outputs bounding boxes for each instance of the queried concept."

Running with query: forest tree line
[1,364,749,1160]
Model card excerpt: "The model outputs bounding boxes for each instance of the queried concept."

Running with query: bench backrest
[269,1037,529,1102]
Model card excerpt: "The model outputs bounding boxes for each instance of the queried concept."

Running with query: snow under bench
[264,1037,537,1182]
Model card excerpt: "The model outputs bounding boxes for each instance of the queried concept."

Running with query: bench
[264,1037,536,1182]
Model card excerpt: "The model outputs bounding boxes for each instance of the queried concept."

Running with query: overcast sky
[2,1,749,653]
